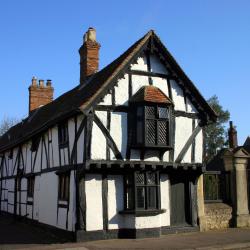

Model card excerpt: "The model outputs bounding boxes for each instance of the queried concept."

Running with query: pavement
[1,213,250,250]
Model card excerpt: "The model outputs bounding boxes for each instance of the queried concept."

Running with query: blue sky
[0,0,249,144]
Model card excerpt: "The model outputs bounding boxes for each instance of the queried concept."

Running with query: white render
[85,174,103,231]
[107,175,124,230]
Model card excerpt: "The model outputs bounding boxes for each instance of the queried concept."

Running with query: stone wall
[204,203,232,230]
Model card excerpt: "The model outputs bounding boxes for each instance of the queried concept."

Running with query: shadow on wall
[0,213,73,244]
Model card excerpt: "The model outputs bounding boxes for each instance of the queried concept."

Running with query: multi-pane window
[135,105,170,147]
[58,173,70,201]
[124,171,160,211]
[27,176,35,197]
[58,122,68,146]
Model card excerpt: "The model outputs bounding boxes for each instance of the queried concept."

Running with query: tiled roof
[0,30,217,152]
[130,86,173,104]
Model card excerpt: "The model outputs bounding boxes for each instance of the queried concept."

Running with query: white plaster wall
[22,144,28,173]
[41,136,47,170]
[150,55,168,74]
[135,215,161,229]
[33,175,40,220]
[77,115,85,164]
[160,174,170,226]
[26,142,32,173]
[186,97,197,113]
[170,80,186,111]
[162,151,170,162]
[144,150,160,161]
[195,128,203,163]
[57,208,67,230]
[27,205,33,219]
[68,118,75,156]
[91,123,107,160]
[38,173,57,227]
[115,74,129,106]
[175,117,193,163]
[7,191,14,205]
[151,77,169,97]
[60,147,69,166]
[91,111,107,160]
[68,171,76,231]
[12,148,18,175]
[107,175,123,230]
[110,112,127,160]
[51,126,59,167]
[130,56,148,71]
[99,93,112,105]
[132,75,149,96]
[48,129,54,168]
[34,140,42,172]
[85,174,103,231]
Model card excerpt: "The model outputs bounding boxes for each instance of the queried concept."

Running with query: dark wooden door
[170,177,191,226]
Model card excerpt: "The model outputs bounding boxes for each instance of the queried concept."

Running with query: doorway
[170,175,191,226]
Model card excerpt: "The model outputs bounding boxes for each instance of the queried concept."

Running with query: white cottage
[0,28,216,241]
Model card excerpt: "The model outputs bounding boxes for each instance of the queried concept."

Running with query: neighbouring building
[0,28,217,241]
[201,122,250,231]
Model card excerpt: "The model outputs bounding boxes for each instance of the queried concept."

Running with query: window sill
[119,209,166,217]
[130,145,173,151]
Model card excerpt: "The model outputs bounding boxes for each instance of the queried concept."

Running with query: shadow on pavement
[0,213,72,245]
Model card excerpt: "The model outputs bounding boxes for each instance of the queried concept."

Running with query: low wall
[204,203,232,231]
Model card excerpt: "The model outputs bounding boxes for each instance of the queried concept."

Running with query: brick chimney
[28,77,54,114]
[228,121,238,149]
[79,27,100,84]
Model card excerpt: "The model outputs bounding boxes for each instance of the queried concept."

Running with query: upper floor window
[58,122,68,147]
[129,86,172,149]
[58,173,70,202]
[30,136,40,152]
[27,176,35,198]
[136,105,170,147]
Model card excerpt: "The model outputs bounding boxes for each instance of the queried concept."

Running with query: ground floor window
[27,176,35,198]
[124,171,160,210]
[58,173,70,202]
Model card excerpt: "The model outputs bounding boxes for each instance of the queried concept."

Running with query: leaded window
[124,171,160,211]
[135,105,170,147]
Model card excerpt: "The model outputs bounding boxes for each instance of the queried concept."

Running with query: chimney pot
[79,27,100,85]
[46,79,52,87]
[39,79,44,87]
[31,76,37,86]
[28,78,54,114]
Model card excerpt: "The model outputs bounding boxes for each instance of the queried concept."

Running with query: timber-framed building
[0,28,217,241]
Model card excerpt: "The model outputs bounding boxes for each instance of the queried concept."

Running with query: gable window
[27,176,35,197]
[124,171,160,211]
[58,173,70,202]
[129,86,173,149]
[136,105,169,147]
[58,122,68,147]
